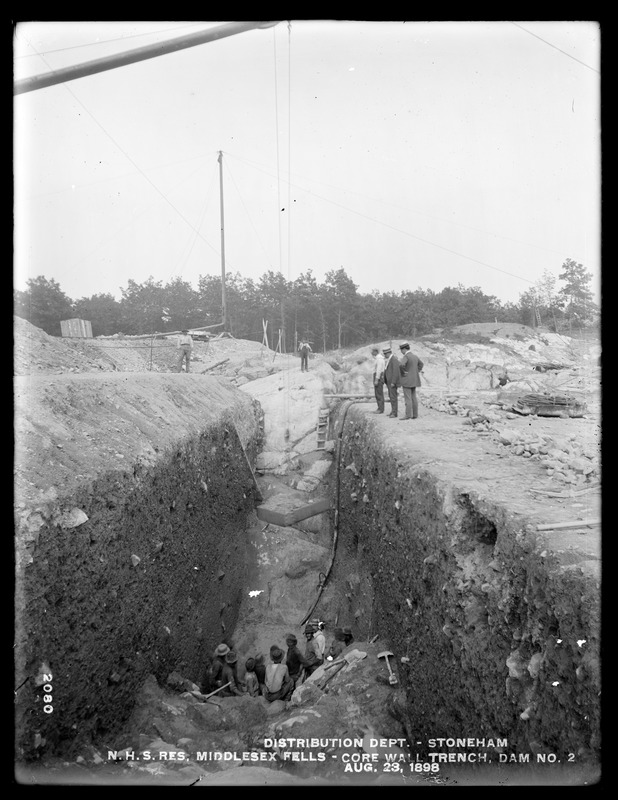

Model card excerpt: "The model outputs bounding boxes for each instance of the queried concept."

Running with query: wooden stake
[201,358,230,373]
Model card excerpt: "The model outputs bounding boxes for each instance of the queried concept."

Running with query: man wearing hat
[398,341,424,420]
[175,328,193,373]
[303,623,324,676]
[285,634,310,687]
[383,346,401,418]
[371,348,386,413]
[220,650,243,696]
[207,642,230,691]
[327,627,346,660]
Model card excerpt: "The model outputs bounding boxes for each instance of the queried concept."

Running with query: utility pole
[218,151,228,332]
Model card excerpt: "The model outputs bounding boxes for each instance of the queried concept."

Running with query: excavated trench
[14,384,601,783]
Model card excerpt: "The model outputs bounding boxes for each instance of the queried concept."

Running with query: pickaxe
[317,650,367,690]
[378,651,398,685]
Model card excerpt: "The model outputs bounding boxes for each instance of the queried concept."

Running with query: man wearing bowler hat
[398,341,424,420]
[383,346,401,418]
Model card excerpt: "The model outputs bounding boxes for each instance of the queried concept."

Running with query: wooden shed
[60,318,93,338]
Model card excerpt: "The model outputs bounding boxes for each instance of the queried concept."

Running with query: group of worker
[372,341,424,420]
[202,620,354,704]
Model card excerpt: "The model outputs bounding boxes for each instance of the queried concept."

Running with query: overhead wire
[273,23,293,439]
[223,158,275,270]
[14,22,208,60]
[224,150,571,262]
[173,160,219,276]
[224,150,575,261]
[273,28,284,287]
[227,152,536,286]
[510,22,599,74]
[65,162,214,277]
[21,42,222,266]
[285,21,293,438]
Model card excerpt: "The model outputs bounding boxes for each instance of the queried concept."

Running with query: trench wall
[325,407,601,762]
[14,376,263,760]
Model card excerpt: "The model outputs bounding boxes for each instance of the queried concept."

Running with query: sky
[13,20,601,307]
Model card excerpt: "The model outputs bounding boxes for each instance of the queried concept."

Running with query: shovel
[378,651,398,685]
[317,650,367,690]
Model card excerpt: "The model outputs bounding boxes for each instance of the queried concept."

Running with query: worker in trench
[326,626,355,660]
[285,633,311,688]
[262,646,294,702]
[243,657,260,697]
[303,623,324,676]
[218,650,244,697]
[202,642,231,692]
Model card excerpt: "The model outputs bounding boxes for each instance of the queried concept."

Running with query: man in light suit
[371,347,385,413]
[398,341,424,420]
[382,346,401,418]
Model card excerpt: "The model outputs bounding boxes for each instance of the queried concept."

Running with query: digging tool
[378,651,398,685]
[316,650,367,690]
[189,682,231,702]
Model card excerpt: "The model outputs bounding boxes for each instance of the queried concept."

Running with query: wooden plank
[536,518,600,531]
[256,496,331,527]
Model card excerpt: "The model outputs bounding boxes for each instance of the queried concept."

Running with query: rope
[299,399,368,626]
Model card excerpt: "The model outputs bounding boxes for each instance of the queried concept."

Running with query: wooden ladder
[316,409,329,450]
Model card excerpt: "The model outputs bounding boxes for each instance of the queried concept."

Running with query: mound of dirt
[13,317,283,377]
[449,322,538,338]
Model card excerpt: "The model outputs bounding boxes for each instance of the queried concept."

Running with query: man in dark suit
[383,346,401,418]
[398,341,424,420]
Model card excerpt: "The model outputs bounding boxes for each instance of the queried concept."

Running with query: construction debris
[512,393,587,418]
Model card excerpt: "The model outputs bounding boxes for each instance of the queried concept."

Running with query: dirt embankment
[14,373,263,759]
[320,403,600,764]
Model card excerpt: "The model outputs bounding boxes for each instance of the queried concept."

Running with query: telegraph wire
[174,161,219,276]
[223,157,275,270]
[228,150,571,260]
[14,22,208,60]
[273,27,285,282]
[20,42,222,260]
[65,164,212,277]
[227,152,535,286]
[510,22,599,74]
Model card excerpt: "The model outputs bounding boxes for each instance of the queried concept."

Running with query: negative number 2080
[41,673,53,714]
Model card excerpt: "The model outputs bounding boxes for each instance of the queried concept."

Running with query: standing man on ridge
[383,346,401,419]
[398,341,424,420]
[371,347,385,413]
[175,328,193,373]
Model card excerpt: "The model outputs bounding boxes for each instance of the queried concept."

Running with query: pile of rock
[422,395,471,416]
[497,428,600,486]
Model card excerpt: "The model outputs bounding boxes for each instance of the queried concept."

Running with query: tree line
[14,259,597,350]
